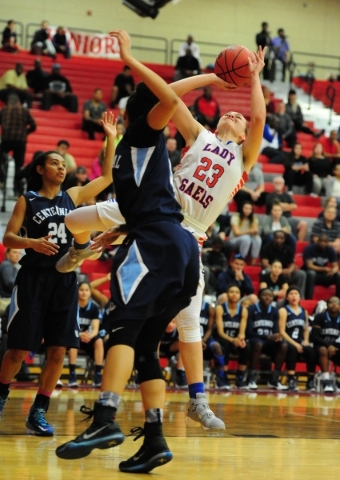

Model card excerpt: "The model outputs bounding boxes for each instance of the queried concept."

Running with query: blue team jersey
[113,115,183,229]
[221,303,242,338]
[78,299,102,333]
[247,303,279,339]
[284,305,306,343]
[313,311,340,345]
[20,190,75,268]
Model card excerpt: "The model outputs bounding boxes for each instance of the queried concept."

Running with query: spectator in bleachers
[193,86,220,130]
[26,59,48,95]
[318,197,340,222]
[311,205,340,254]
[0,248,21,299]
[234,164,266,209]
[261,115,287,164]
[285,89,324,138]
[166,137,181,172]
[52,26,71,59]
[324,164,340,206]
[255,24,272,81]
[42,63,78,113]
[110,65,135,108]
[266,176,308,241]
[278,287,316,391]
[283,142,314,195]
[246,288,288,390]
[262,201,296,253]
[271,28,290,82]
[228,201,262,265]
[178,34,200,63]
[0,93,36,196]
[308,142,332,195]
[174,48,201,82]
[215,283,249,389]
[1,20,19,53]
[0,63,33,108]
[320,130,340,162]
[31,20,56,58]
[67,282,104,388]
[311,296,340,394]
[260,230,306,296]
[259,260,288,302]
[272,101,296,149]
[202,237,228,294]
[304,234,340,299]
[63,165,90,191]
[217,254,257,303]
[56,140,77,174]
[262,86,275,115]
[82,88,107,140]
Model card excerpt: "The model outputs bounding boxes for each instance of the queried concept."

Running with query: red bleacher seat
[80,259,112,275]
[314,285,336,300]
[296,241,309,254]
[300,299,318,315]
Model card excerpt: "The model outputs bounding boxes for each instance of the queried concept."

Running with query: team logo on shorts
[109,301,116,311]
[75,330,79,338]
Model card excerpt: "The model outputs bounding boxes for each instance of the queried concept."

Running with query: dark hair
[273,230,286,240]
[226,282,241,294]
[78,281,91,290]
[285,286,301,305]
[288,89,296,96]
[258,287,273,298]
[27,150,60,191]
[8,20,14,25]
[125,82,159,125]
[212,237,224,248]
[57,139,70,148]
[238,201,254,226]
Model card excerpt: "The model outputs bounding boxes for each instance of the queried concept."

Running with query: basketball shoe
[215,372,231,390]
[175,370,188,389]
[322,379,335,393]
[306,377,316,392]
[68,372,79,388]
[267,372,288,390]
[288,378,298,391]
[0,394,8,419]
[119,425,173,473]
[185,393,225,430]
[26,405,54,436]
[55,402,124,459]
[247,373,258,390]
[56,242,101,273]
[93,372,102,388]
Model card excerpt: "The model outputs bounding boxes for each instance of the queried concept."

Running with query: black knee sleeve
[135,352,164,383]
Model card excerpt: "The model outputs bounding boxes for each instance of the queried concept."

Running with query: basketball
[214,45,255,87]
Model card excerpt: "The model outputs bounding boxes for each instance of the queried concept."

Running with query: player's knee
[8,349,29,364]
[46,346,66,364]
[253,342,262,353]
[211,341,223,355]
[135,352,163,383]
[319,346,327,357]
[177,323,201,343]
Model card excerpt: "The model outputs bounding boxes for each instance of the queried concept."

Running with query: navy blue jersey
[78,299,102,333]
[20,190,75,268]
[113,115,183,229]
[313,311,340,345]
[247,303,278,339]
[284,305,306,343]
[220,303,242,338]
[200,300,211,338]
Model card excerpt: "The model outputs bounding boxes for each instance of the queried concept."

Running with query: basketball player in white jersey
[56,46,267,430]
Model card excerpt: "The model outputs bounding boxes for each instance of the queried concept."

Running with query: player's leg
[175,284,225,430]
[317,346,334,393]
[236,342,250,389]
[285,343,298,391]
[247,340,263,390]
[213,338,232,390]
[92,337,104,387]
[303,345,316,391]
[26,345,66,436]
[267,341,288,390]
[0,348,28,417]
[56,202,125,272]
[119,315,174,474]
[68,348,79,387]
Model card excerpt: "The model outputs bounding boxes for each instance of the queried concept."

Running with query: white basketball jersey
[173,129,248,238]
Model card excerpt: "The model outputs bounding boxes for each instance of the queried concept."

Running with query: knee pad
[175,306,202,343]
[135,352,163,383]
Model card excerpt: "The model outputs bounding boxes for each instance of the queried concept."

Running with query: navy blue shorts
[109,221,199,322]
[7,267,79,352]
[249,338,285,359]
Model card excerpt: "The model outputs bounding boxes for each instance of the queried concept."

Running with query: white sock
[321,372,330,380]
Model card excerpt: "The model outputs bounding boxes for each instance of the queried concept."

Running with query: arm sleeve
[262,216,272,236]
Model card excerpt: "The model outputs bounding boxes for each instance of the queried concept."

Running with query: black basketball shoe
[119,425,173,473]
[56,402,124,459]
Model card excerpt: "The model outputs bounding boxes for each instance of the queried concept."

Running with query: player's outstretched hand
[101,111,117,138]
[91,228,122,251]
[249,46,267,76]
[109,29,132,62]
[212,75,239,91]
[32,235,60,256]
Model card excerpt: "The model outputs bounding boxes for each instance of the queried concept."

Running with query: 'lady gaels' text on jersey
[173,129,247,237]
[284,306,306,343]
[220,303,242,338]
[20,190,75,268]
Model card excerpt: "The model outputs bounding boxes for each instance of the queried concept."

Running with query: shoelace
[33,408,50,427]
[79,405,95,422]
[126,426,144,442]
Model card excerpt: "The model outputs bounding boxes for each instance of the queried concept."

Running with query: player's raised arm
[242,47,267,173]
[109,29,178,130]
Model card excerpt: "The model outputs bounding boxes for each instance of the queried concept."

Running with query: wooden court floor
[0,386,339,480]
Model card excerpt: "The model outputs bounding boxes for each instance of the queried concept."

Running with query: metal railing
[0,18,24,47]
[291,51,340,79]
[170,38,227,66]
[130,34,168,64]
